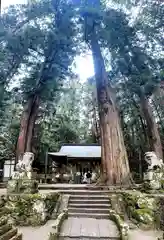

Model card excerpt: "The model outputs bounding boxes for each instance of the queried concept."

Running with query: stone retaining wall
[120,191,160,229]
[0,196,22,240]
[4,193,59,226]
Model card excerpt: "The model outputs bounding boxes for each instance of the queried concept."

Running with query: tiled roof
[48,144,101,158]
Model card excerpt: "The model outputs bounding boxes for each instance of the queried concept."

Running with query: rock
[33,200,46,222]
[7,181,18,194]
[123,192,157,228]
[4,193,59,226]
[132,209,154,224]
[136,196,155,210]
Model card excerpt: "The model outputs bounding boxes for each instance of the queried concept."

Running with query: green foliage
[37,78,91,155]
[0,98,21,161]
[0,0,163,182]
[0,0,81,162]
[123,191,157,226]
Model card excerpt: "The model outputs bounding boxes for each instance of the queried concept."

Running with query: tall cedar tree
[82,1,131,185]
[16,0,77,160]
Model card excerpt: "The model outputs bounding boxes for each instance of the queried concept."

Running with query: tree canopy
[0,0,163,182]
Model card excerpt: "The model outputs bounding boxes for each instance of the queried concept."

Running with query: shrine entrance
[47,144,101,184]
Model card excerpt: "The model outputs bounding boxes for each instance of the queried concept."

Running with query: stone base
[143,170,164,190]
[7,179,38,194]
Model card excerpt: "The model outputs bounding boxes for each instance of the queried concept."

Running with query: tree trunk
[16,95,39,161]
[92,91,100,143]
[90,32,131,185]
[153,85,164,122]
[26,96,39,152]
[16,98,33,161]
[139,92,163,159]
[152,98,164,131]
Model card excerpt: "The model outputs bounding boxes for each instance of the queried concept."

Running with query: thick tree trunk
[153,85,164,120]
[26,96,39,152]
[91,92,100,143]
[139,92,163,159]
[90,33,131,185]
[16,98,33,161]
[16,95,39,161]
[152,98,164,131]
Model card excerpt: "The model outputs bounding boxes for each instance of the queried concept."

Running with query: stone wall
[7,179,38,194]
[122,191,158,229]
[155,196,164,230]
[0,196,22,240]
[4,193,59,226]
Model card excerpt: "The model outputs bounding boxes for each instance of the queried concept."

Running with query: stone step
[0,224,12,236]
[58,237,119,240]
[69,203,110,209]
[68,207,110,214]
[0,228,17,240]
[68,212,110,219]
[38,184,109,190]
[60,190,110,195]
[70,195,110,200]
[10,233,22,240]
[69,199,110,204]
[0,183,6,189]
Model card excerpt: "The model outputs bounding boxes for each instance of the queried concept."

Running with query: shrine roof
[48,144,101,158]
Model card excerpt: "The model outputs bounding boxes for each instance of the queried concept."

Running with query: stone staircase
[68,190,111,219]
[58,189,120,239]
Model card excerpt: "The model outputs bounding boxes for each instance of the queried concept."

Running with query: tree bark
[153,85,164,121]
[91,91,100,143]
[16,95,39,161]
[152,98,164,131]
[26,96,39,152]
[16,98,33,161]
[90,32,131,185]
[139,92,163,159]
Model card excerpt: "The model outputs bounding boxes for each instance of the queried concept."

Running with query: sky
[2,0,27,8]
[2,0,95,83]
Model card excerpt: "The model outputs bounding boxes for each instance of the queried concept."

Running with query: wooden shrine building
[47,143,101,183]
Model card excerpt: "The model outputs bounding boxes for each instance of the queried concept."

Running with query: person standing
[76,170,81,184]
[86,171,92,184]
[82,171,87,183]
